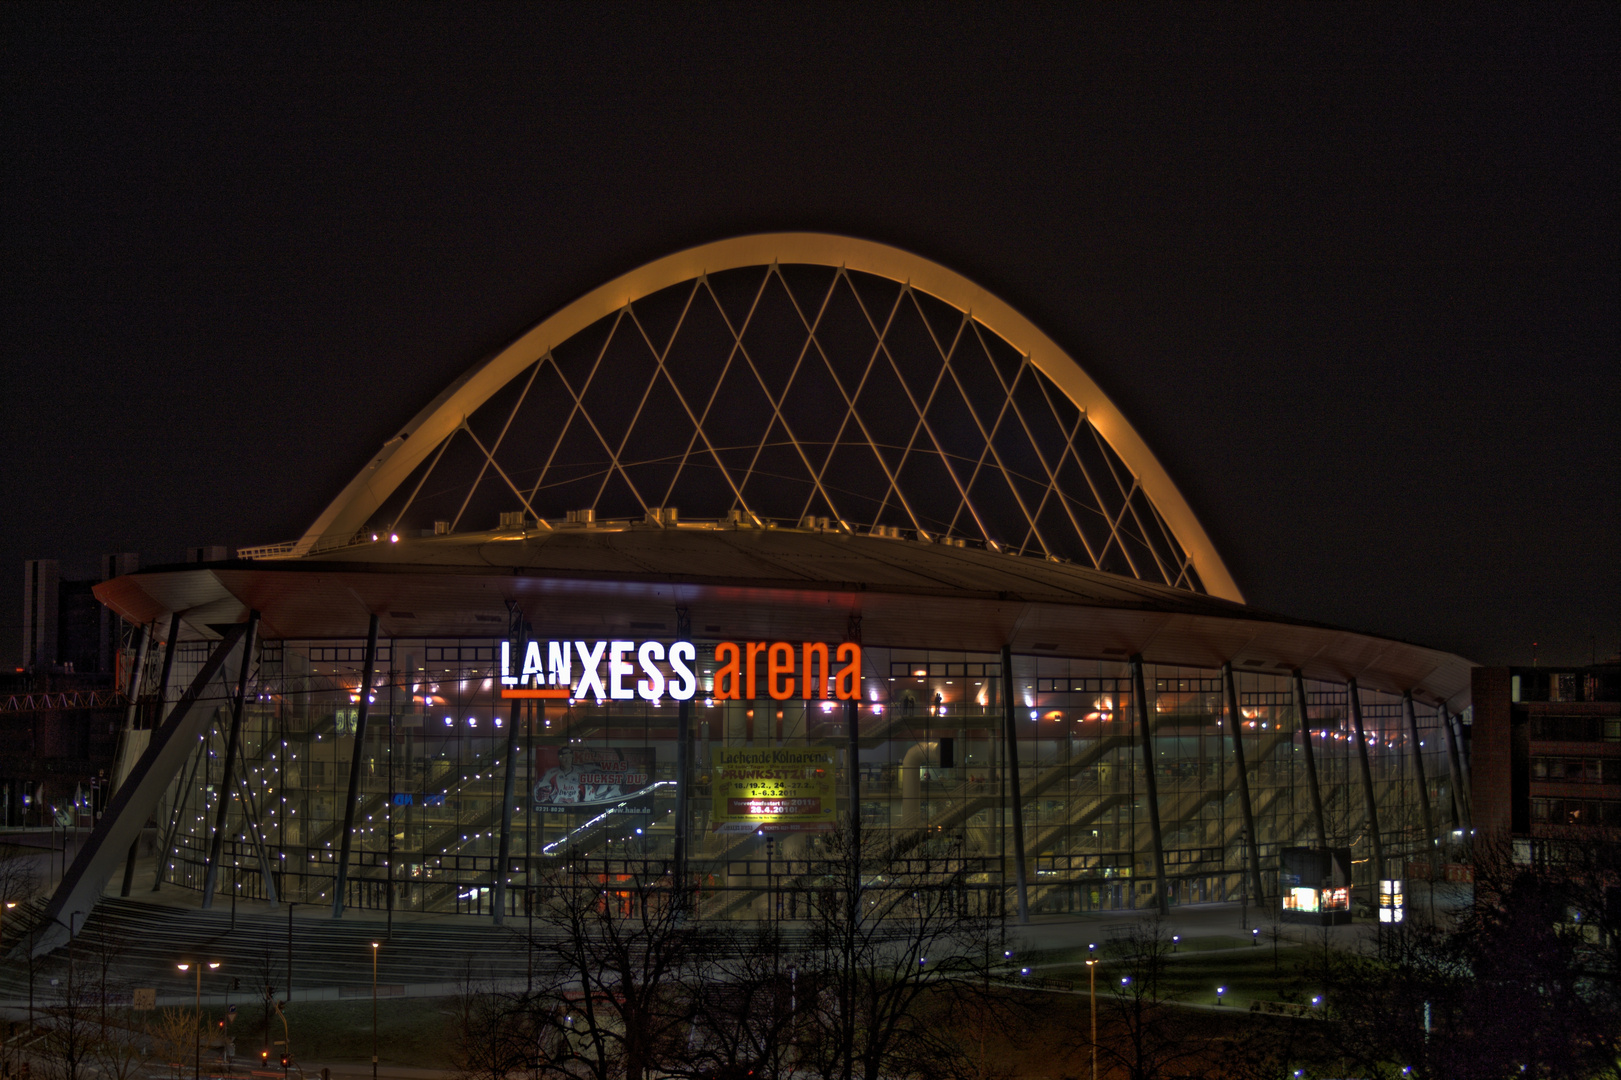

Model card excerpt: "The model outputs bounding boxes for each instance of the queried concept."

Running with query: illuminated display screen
[1284,887,1320,912]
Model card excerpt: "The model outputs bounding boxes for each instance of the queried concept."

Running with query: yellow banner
[710,745,838,833]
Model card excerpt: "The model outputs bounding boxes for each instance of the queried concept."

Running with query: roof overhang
[96,530,1474,710]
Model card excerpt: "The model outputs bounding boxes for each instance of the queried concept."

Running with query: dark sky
[3,5,1616,668]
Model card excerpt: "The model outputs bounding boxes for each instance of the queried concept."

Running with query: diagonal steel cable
[449,355,547,531]
[712,265,851,524]
[863,286,981,537]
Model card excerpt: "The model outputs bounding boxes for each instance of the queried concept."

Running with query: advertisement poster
[533,746,654,813]
[711,745,838,833]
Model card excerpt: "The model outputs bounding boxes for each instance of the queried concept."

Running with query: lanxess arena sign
[499,639,863,703]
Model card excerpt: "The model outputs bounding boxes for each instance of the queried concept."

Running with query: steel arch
[293,233,1243,602]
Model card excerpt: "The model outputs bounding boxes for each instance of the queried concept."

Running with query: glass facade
[152,637,1460,918]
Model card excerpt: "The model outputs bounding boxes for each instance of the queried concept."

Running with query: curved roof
[96,526,1473,709]
[282,234,1243,602]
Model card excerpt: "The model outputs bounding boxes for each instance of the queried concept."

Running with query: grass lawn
[198,997,457,1068]
[1043,944,1333,1010]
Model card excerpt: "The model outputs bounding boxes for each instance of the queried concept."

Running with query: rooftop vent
[498,510,531,529]
[645,507,679,527]
[565,509,596,526]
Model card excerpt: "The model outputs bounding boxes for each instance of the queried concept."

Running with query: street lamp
[177,961,221,1080]
[370,942,380,1080]
[1084,958,1098,1080]
[1,900,17,1021]
[1251,927,1260,946]
[1216,985,1226,1006]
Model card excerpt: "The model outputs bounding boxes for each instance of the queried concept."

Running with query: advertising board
[711,745,838,833]
[533,746,655,813]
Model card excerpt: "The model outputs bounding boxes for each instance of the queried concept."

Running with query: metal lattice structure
[285,235,1240,600]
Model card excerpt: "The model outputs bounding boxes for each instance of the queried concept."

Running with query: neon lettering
[637,641,665,702]
[668,641,697,700]
[575,641,608,700]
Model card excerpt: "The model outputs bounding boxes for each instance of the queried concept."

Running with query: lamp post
[370,942,379,1080]
[1085,958,1098,1080]
[178,961,221,1080]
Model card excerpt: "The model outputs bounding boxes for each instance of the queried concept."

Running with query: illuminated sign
[711,745,838,833]
[498,639,861,703]
[500,640,697,701]
[1379,879,1404,923]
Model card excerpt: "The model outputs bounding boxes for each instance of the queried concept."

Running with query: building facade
[1472,663,1621,850]
[41,235,1475,944]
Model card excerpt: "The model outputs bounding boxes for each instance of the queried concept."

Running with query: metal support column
[1292,671,1330,850]
[1346,678,1385,885]
[673,607,692,906]
[844,609,865,931]
[1001,645,1030,923]
[39,624,248,953]
[116,623,153,766]
[332,614,380,919]
[153,718,214,892]
[1222,663,1266,904]
[675,695,691,897]
[147,613,186,893]
[117,623,153,898]
[203,610,259,908]
[154,613,182,722]
[1131,656,1169,915]
[1440,707,1470,831]
[1403,692,1437,853]
[1453,711,1474,825]
[492,691,522,925]
[844,701,861,852]
[230,730,279,903]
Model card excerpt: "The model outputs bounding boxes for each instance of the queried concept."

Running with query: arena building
[41,234,1474,946]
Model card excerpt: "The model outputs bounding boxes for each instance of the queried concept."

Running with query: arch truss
[286,235,1240,600]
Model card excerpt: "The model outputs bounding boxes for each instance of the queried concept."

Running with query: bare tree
[35,963,96,1080]
[796,826,1004,1080]
[682,922,799,1080]
[0,850,40,907]
[88,1019,146,1080]
[447,973,535,1080]
[521,864,717,1080]
[145,1008,197,1080]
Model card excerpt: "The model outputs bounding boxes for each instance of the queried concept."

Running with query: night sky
[3,6,1615,669]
